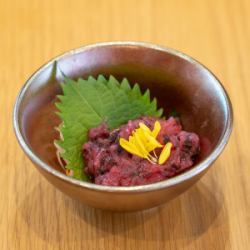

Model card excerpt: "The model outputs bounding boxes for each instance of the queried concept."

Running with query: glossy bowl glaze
[13,42,233,211]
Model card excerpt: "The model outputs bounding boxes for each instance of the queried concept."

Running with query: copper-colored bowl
[13,42,233,211]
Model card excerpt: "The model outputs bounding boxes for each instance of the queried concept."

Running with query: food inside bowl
[55,74,200,186]
[83,117,200,186]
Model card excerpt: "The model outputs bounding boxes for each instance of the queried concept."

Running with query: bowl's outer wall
[16,43,231,211]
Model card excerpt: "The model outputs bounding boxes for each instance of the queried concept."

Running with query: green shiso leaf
[55,75,163,180]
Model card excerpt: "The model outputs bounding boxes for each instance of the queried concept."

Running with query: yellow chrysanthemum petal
[138,128,162,152]
[136,128,146,140]
[158,142,172,165]
[133,132,149,158]
[152,121,161,138]
[139,123,151,133]
[139,121,161,139]
[119,138,143,158]
[143,132,163,148]
[128,135,148,158]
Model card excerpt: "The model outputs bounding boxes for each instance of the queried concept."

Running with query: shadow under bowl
[13,42,233,212]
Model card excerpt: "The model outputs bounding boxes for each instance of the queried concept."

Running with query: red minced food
[82,117,200,186]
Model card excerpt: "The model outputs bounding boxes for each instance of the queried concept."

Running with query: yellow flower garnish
[158,142,172,164]
[119,121,172,165]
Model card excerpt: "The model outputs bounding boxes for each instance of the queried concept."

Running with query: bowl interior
[17,43,230,176]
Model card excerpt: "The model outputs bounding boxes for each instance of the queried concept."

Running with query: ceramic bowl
[13,42,233,211]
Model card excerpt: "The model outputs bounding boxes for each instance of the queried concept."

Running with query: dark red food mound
[83,117,200,186]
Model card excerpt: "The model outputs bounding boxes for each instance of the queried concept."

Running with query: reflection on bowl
[13,42,233,211]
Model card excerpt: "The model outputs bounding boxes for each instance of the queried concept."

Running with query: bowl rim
[13,41,233,193]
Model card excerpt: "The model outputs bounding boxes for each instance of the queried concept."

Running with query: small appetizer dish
[13,42,233,211]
